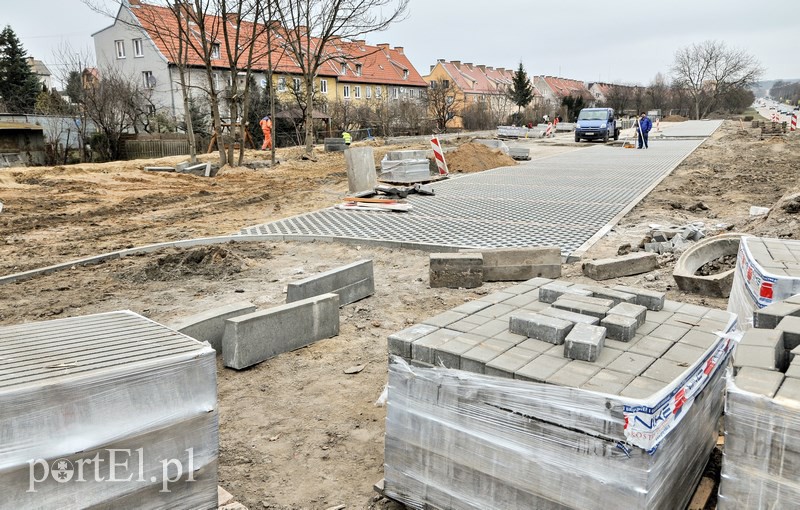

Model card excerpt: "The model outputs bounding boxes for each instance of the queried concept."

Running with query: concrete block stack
[379,150,432,183]
[431,246,561,288]
[0,311,219,508]
[385,277,737,509]
[719,294,800,508]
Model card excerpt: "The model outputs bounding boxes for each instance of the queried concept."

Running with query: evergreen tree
[0,26,42,113]
[509,62,534,116]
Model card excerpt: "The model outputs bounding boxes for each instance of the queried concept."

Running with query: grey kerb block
[286,259,375,306]
[171,300,257,353]
[430,253,483,289]
[564,323,606,362]
[508,312,574,345]
[459,246,561,281]
[344,146,378,193]
[582,252,658,281]
[223,293,340,370]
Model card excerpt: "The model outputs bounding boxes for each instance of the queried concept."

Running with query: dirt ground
[1,122,799,509]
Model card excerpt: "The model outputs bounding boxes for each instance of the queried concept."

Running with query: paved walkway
[241,121,721,259]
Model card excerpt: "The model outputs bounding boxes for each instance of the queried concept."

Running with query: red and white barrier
[430,136,448,176]
[655,119,661,132]
[792,113,797,132]
[544,122,553,137]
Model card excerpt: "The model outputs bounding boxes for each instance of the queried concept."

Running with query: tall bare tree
[270,0,408,157]
[424,79,462,133]
[671,40,763,119]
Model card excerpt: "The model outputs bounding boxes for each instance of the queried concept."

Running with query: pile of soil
[444,142,517,173]
[696,254,737,276]
[118,246,254,282]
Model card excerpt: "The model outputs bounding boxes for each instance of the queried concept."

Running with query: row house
[92,0,427,122]
[533,76,593,110]
[423,59,519,129]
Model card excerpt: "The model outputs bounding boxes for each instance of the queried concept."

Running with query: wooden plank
[688,477,715,510]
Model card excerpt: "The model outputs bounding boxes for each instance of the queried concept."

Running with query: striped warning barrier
[792,113,797,132]
[430,136,449,175]
[544,122,553,137]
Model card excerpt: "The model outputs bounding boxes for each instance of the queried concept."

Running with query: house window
[277,77,286,92]
[366,86,371,99]
[133,38,144,57]
[142,71,155,88]
[320,79,328,94]
[355,64,362,76]
[211,43,221,60]
[343,85,350,99]
[340,63,347,75]
[354,86,361,99]
[293,77,301,92]
[147,104,156,115]
[375,86,382,98]
[403,69,409,80]
[115,40,125,59]
[392,87,398,99]
[442,79,449,89]
[260,78,267,89]
[213,72,221,90]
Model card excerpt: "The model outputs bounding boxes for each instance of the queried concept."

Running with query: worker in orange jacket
[259,115,272,150]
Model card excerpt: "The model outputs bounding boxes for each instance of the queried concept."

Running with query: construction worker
[342,130,352,146]
[636,111,652,149]
[259,115,272,150]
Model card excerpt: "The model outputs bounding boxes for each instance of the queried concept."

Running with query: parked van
[574,108,619,143]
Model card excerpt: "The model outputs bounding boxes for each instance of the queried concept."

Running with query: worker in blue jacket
[636,112,652,149]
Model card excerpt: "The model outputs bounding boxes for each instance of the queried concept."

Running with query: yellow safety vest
[342,132,352,144]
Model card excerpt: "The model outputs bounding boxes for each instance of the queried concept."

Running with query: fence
[122,139,190,160]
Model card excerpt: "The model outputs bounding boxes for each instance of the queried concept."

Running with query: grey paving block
[612,285,665,311]
[560,294,615,308]
[538,306,600,326]
[470,319,509,338]
[703,308,734,323]
[545,360,602,388]
[733,344,784,372]
[607,351,656,376]
[620,376,667,399]
[508,312,574,345]
[642,358,691,384]
[775,377,800,405]
[582,252,658,280]
[503,293,542,308]
[664,313,702,328]
[581,369,636,395]
[695,318,727,332]
[422,311,467,328]
[649,324,690,342]
[662,300,683,312]
[485,347,540,378]
[675,303,708,317]
[776,316,800,350]
[516,338,558,353]
[593,347,623,368]
[754,301,800,329]
[430,253,483,289]
[434,334,483,369]
[679,329,720,350]
[491,330,527,345]
[460,341,512,374]
[475,303,517,319]
[604,337,639,352]
[785,359,800,379]
[600,314,638,342]
[171,300,257,353]
[388,323,439,357]
[734,367,784,398]
[563,323,606,362]
[514,355,570,383]
[286,259,374,306]
[645,310,673,323]
[662,343,706,365]
[607,302,647,328]
[740,327,785,359]
[412,329,460,364]
[481,291,517,304]
[447,315,490,333]
[585,286,636,306]
[636,321,659,335]
[500,284,538,295]
[552,298,610,320]
[538,283,592,304]
[629,336,673,358]
[450,300,493,315]
[223,293,340,370]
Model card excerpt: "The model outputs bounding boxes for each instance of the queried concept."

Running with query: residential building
[587,82,615,105]
[533,76,593,111]
[26,58,52,91]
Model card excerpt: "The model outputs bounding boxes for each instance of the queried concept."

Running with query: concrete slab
[286,259,374,306]
[734,367,784,398]
[582,252,658,280]
[171,301,257,353]
[430,253,483,289]
[460,246,561,281]
[345,147,378,193]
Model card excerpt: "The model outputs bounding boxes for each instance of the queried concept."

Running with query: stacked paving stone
[385,278,736,509]
[719,295,800,508]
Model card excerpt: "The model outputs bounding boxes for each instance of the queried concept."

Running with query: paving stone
[481,291,517,304]
[434,334,484,369]
[607,351,656,376]
[521,301,549,312]
[430,253,483,289]
[422,310,467,328]
[516,338,560,354]
[503,293,542,308]
[582,252,658,280]
[776,316,800,350]
[563,323,606,362]
[538,283,592,304]
[678,329,721,350]
[703,308,733,323]
[612,285,665,311]
[388,323,439,357]
[604,337,639,352]
[662,300,683,312]
[775,377,800,405]
[649,324,690,342]
[733,367,784,398]
[560,294,615,308]
[754,301,800,329]
[538,306,600,326]
[552,298,610,320]
[642,358,691,384]
[664,313,702,329]
[524,277,555,288]
[450,300,493,315]
[470,319,510,338]
[620,376,667,399]
[412,328,460,364]
[600,314,638,342]
[475,303,518,319]
[581,369,636,395]
[460,341,512,374]
[447,314,491,333]
[485,347,540,378]
[491,330,527,345]
[584,286,636,306]
[508,312,574,345]
[733,344,784,372]
[662,343,707,365]
[646,310,674,323]
[514,355,570,383]
[675,303,708,317]
[785,359,800,379]
[593,347,623,368]
[608,302,647,328]
[546,360,602,388]
[636,321,659,335]
[483,336,520,350]
[629,336,673,358]
[740,328,785,359]
[696,318,728,333]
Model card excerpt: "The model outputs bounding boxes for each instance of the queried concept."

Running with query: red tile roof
[539,76,591,100]
[433,61,518,95]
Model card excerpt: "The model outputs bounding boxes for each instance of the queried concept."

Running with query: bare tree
[646,73,669,115]
[671,40,763,119]
[604,84,633,114]
[271,0,408,157]
[424,79,462,133]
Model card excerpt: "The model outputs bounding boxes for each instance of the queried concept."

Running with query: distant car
[574,108,619,143]
[770,106,776,110]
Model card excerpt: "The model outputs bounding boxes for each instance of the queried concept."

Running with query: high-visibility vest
[342,132,352,144]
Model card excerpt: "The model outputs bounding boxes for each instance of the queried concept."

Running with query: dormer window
[355,64,362,76]
[211,43,221,60]
[340,62,347,75]
[403,69,409,80]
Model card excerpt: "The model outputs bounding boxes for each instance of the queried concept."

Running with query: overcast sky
[5,0,798,87]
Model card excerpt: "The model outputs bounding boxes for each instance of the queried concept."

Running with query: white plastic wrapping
[0,311,218,509]
[719,369,800,509]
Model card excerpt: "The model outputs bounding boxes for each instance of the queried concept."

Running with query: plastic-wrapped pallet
[0,311,218,509]
[379,158,431,183]
[728,236,800,328]
[385,339,733,510]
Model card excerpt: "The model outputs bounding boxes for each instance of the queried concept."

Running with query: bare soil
[443,142,517,172]
[1,123,798,509]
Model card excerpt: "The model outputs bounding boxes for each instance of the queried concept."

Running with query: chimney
[430,65,435,72]
[226,13,239,26]
[437,58,445,63]
[129,0,141,5]
[394,46,403,54]
[452,60,461,69]
[355,39,366,45]
[497,67,505,73]
[464,62,473,68]
[477,64,486,72]
[377,43,390,50]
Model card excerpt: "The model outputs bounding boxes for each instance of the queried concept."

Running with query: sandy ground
[1,122,799,509]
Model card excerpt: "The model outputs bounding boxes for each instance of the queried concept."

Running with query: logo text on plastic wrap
[622,335,733,452]
[27,448,197,493]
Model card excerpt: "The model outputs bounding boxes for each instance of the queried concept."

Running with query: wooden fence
[122,139,190,160]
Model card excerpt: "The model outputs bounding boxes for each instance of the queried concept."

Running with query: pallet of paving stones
[384,278,737,510]
[718,297,800,508]
[728,236,800,327]
[0,311,219,509]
